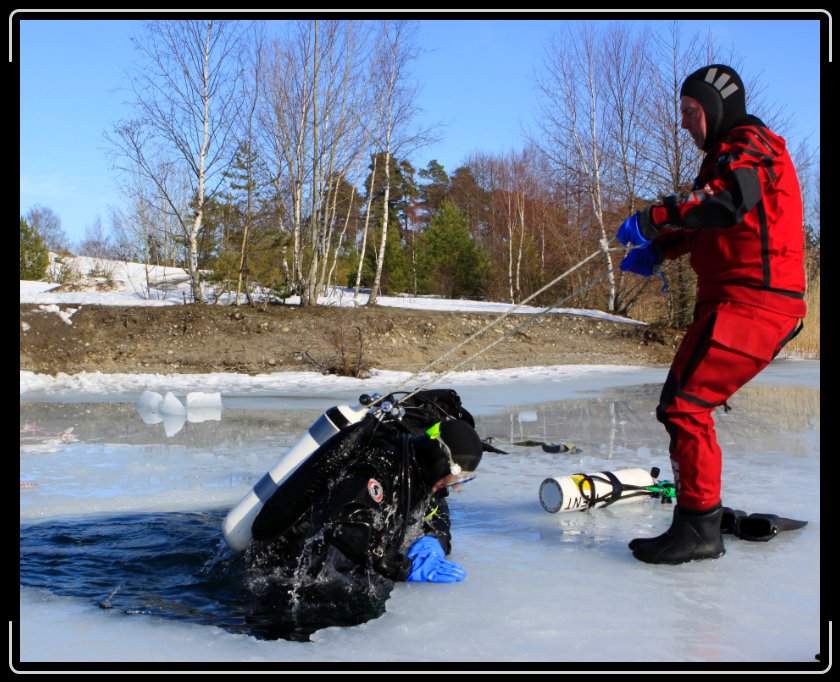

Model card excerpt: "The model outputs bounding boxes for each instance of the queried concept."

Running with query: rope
[397,271,611,402]
[383,246,625,404]
[390,247,611,389]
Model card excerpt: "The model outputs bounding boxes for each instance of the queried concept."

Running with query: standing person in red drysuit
[615,64,807,564]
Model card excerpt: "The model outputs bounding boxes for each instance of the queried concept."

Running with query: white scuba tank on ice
[539,468,657,514]
[222,402,371,551]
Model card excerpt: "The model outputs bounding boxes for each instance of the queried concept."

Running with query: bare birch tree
[600,23,655,314]
[260,19,372,306]
[228,25,268,306]
[325,162,361,290]
[495,150,533,304]
[366,19,426,306]
[25,205,70,254]
[639,23,712,325]
[108,161,186,299]
[534,23,619,311]
[109,19,248,302]
[641,23,706,197]
[353,152,379,298]
[312,21,374,298]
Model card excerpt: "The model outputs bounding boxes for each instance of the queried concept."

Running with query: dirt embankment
[19,303,682,377]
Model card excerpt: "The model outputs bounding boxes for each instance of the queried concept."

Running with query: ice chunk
[185,392,222,410]
[137,390,163,412]
[159,392,186,416]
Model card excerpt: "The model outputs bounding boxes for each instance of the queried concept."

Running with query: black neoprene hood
[413,419,483,489]
[680,64,747,151]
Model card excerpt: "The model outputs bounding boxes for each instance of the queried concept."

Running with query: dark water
[19,510,392,642]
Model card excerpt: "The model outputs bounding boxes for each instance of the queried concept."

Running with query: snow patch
[37,303,79,325]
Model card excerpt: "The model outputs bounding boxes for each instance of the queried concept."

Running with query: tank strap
[577,471,655,509]
[601,471,623,504]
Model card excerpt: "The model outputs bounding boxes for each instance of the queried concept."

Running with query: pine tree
[418,159,450,224]
[20,217,49,281]
[358,152,415,295]
[416,200,486,298]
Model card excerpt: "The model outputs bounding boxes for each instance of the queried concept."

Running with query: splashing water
[19,509,393,642]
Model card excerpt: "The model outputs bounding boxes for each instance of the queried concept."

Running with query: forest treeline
[22,19,820,329]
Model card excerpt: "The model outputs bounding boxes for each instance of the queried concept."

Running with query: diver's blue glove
[616,212,651,247]
[406,536,466,583]
[620,243,662,278]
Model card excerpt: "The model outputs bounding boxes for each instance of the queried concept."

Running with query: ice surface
[17,360,822,669]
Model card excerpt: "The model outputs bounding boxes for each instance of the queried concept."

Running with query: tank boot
[632,503,725,565]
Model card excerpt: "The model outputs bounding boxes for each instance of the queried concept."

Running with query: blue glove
[616,212,651,247]
[620,243,661,277]
[406,536,466,583]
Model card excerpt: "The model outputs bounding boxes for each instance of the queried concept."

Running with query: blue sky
[17,12,825,245]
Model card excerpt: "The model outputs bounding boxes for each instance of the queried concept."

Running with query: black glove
[643,194,683,237]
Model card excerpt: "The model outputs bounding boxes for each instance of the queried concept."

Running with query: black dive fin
[720,507,747,534]
[482,440,508,454]
[734,513,808,542]
[541,442,582,454]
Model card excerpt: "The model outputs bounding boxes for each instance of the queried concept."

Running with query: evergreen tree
[363,152,418,232]
[20,217,49,280]
[196,196,241,270]
[418,159,450,227]
[448,165,488,230]
[359,220,411,294]
[358,152,415,294]
[381,220,412,293]
[396,160,421,234]
[416,200,486,298]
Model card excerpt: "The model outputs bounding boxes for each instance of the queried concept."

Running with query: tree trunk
[327,183,356,290]
[302,21,321,307]
[354,154,377,298]
[368,149,391,305]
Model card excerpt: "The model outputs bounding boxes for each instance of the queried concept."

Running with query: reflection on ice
[136,390,223,435]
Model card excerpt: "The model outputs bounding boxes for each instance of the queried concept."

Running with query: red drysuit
[651,118,807,510]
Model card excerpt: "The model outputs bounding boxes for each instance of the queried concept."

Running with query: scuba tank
[222,399,375,552]
[539,467,671,514]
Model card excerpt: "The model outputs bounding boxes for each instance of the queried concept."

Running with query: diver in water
[248,390,486,585]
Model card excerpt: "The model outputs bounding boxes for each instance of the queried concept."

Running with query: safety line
[384,245,625,402]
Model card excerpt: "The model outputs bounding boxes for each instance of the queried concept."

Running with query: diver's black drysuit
[249,390,474,582]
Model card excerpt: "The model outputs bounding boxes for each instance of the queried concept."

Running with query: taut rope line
[381,245,625,402]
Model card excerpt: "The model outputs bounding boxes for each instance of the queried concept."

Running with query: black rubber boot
[632,503,725,565]
[632,505,744,549]
[628,518,674,550]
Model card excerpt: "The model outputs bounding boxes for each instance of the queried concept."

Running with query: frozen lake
[17,361,823,670]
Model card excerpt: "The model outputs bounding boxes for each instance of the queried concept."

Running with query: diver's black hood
[680,64,747,151]
[412,419,483,489]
